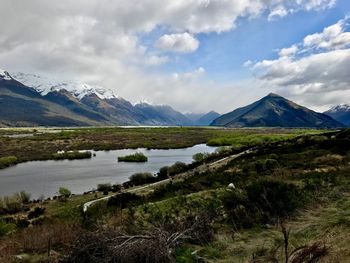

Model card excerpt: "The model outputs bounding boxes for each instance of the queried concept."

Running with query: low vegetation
[0,156,17,169]
[58,187,71,200]
[0,127,320,168]
[118,152,148,162]
[2,127,348,262]
[129,172,156,186]
[52,151,92,160]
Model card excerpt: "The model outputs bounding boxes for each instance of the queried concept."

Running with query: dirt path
[83,148,252,212]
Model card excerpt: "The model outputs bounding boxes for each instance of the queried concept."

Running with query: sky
[0,0,350,114]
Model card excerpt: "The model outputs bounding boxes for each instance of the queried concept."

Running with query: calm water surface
[0,144,216,198]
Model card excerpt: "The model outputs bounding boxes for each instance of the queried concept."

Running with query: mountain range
[0,69,216,127]
[324,104,350,126]
[211,93,344,128]
[1,68,348,128]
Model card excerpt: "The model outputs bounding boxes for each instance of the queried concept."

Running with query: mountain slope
[0,75,106,127]
[211,93,343,128]
[324,104,350,126]
[185,111,221,126]
[0,69,194,127]
[134,103,192,126]
[196,111,221,126]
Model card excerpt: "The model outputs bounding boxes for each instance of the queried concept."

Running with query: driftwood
[61,214,213,263]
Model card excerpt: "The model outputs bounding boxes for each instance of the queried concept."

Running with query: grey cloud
[0,0,337,113]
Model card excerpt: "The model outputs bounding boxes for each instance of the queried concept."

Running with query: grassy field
[0,127,322,167]
[1,127,347,262]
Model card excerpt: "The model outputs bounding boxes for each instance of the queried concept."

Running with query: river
[0,144,216,198]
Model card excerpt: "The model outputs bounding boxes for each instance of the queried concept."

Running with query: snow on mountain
[10,72,119,100]
[0,68,11,80]
[328,104,350,113]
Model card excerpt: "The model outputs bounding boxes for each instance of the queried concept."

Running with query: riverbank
[0,127,321,169]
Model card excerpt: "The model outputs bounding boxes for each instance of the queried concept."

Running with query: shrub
[17,191,31,204]
[157,166,169,180]
[59,187,71,199]
[111,184,122,193]
[97,183,112,192]
[129,173,156,186]
[107,192,142,209]
[221,180,305,228]
[27,207,45,220]
[168,162,188,176]
[0,194,23,214]
[0,220,15,237]
[52,151,92,160]
[118,152,148,162]
[255,159,279,174]
[0,156,18,169]
[192,152,209,162]
[246,180,303,219]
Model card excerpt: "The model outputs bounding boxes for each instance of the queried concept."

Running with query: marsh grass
[52,151,92,160]
[118,152,148,162]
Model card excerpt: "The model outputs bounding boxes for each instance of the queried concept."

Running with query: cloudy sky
[0,0,350,113]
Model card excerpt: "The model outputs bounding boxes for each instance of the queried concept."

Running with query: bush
[192,152,209,162]
[157,166,169,180]
[118,152,148,162]
[52,151,92,160]
[59,187,71,199]
[17,191,31,204]
[246,180,303,219]
[255,159,279,174]
[97,183,112,192]
[221,180,305,228]
[129,173,156,186]
[107,192,142,209]
[168,162,188,176]
[28,207,45,220]
[111,184,122,193]
[0,192,31,215]
[0,220,15,237]
[0,156,18,169]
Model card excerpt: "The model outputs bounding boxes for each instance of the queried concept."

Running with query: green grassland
[0,127,321,168]
[1,127,348,262]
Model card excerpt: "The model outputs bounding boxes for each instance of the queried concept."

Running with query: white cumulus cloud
[0,0,339,112]
[155,33,199,53]
[249,16,350,110]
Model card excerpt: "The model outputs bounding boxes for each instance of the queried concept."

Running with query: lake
[0,144,216,199]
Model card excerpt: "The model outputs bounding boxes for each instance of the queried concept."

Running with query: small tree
[59,187,71,199]
[97,183,112,192]
[129,173,155,186]
[168,162,188,176]
[157,166,169,180]
[192,152,207,162]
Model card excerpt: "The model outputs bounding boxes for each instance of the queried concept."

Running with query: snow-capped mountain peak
[0,68,12,80]
[9,71,119,100]
[328,103,350,113]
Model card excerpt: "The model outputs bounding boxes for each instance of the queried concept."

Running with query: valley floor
[2,127,349,262]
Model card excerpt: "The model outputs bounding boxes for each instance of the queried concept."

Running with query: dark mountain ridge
[211,93,343,128]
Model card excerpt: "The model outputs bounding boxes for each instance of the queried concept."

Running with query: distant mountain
[0,69,194,127]
[211,93,343,128]
[184,113,204,123]
[324,104,350,126]
[184,111,221,126]
[134,103,192,126]
[196,111,221,126]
